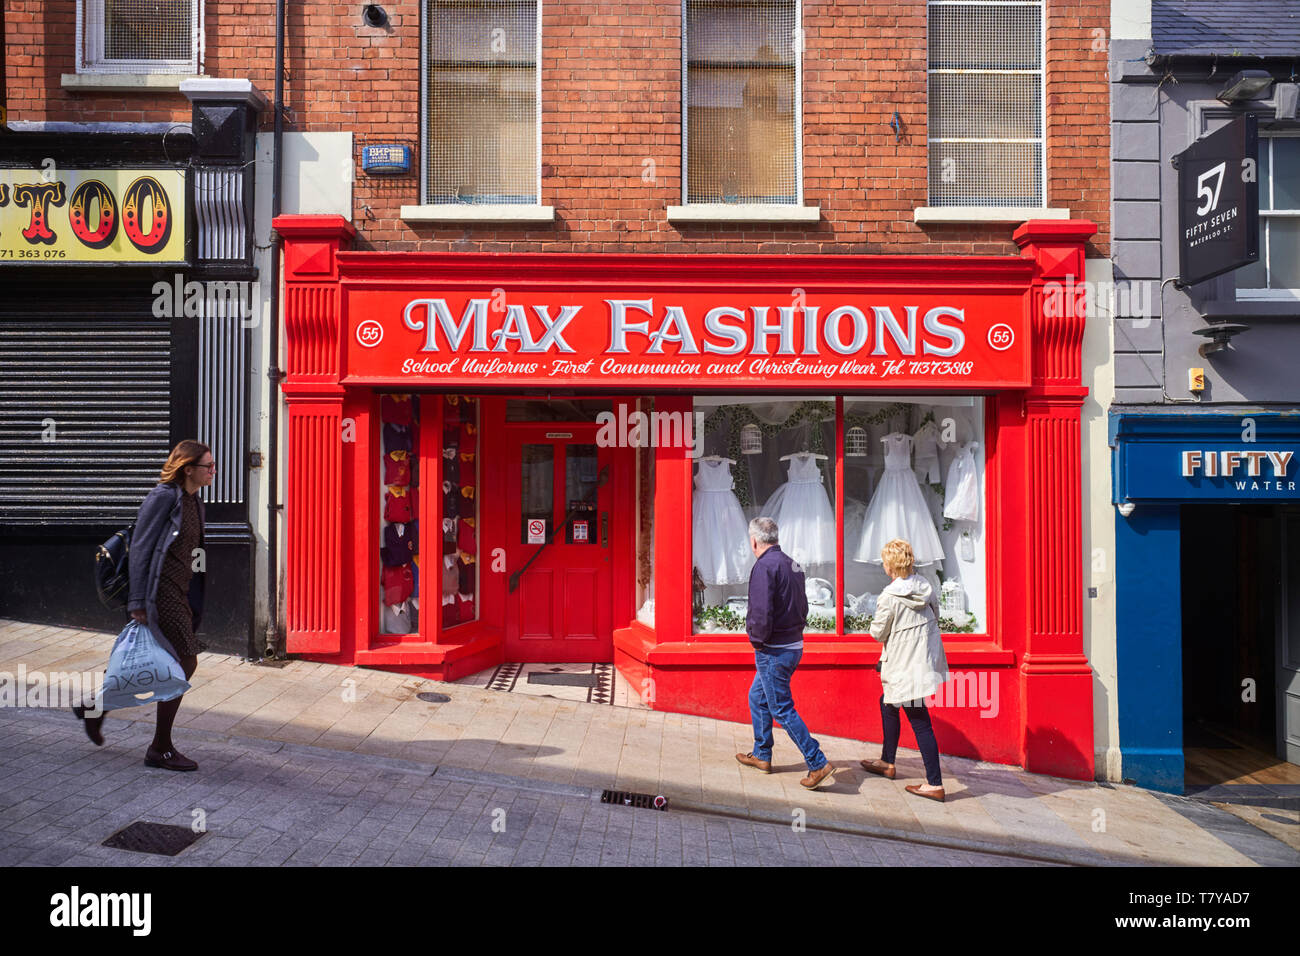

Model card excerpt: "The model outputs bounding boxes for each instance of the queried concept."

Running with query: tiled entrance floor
[454,662,650,709]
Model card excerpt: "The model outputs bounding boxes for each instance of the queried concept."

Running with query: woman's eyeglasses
[193,460,217,471]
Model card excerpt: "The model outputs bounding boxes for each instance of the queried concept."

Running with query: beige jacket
[869,573,950,706]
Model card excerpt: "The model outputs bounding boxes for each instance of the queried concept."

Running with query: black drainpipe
[264,0,286,659]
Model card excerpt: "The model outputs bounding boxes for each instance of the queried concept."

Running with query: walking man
[736,516,835,789]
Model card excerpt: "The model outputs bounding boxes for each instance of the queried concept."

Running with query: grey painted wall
[1110,38,1300,406]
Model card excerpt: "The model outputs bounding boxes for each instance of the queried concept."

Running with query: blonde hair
[880,539,915,578]
[160,440,211,486]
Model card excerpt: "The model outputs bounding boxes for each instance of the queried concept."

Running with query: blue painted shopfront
[1111,410,1300,792]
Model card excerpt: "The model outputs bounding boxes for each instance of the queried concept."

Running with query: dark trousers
[880,694,942,786]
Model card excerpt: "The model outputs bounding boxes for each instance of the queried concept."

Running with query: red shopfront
[274,215,1097,781]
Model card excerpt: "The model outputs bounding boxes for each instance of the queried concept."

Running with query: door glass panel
[565,443,599,545]
[521,444,554,544]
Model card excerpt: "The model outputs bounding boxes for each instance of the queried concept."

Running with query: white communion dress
[855,433,945,567]
[760,453,836,567]
[943,441,980,522]
[692,459,755,586]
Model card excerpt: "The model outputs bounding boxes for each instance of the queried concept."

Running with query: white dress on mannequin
[692,459,754,586]
[943,442,980,522]
[761,453,836,567]
[855,433,945,567]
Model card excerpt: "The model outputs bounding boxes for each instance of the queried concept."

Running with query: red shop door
[504,426,614,662]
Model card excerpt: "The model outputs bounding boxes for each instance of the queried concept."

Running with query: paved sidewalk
[2,618,1297,866]
[0,707,1043,867]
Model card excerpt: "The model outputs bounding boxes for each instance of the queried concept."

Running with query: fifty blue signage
[1112,412,1300,502]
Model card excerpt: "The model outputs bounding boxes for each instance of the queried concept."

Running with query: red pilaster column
[1012,219,1097,780]
[273,215,356,654]
[654,395,693,642]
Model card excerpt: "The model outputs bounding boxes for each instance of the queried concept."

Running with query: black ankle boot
[71,705,105,746]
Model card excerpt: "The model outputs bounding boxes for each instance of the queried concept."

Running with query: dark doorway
[1180,504,1296,789]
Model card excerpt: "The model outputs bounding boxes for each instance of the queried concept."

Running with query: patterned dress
[156,491,202,657]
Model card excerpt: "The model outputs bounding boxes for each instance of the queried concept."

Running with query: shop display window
[842,398,985,634]
[441,395,479,629]
[379,393,419,635]
[692,396,837,633]
[690,396,985,636]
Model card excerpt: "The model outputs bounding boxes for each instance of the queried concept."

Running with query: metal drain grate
[528,672,598,688]
[102,821,205,856]
[600,789,668,811]
[416,691,451,703]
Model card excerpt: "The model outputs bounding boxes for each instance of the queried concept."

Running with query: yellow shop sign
[0,168,186,264]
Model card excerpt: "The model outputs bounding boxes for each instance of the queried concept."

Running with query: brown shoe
[859,758,896,779]
[800,761,836,789]
[735,752,772,774]
[145,747,198,772]
[905,784,945,802]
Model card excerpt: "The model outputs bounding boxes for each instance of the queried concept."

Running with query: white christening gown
[761,453,836,567]
[855,433,945,566]
[943,441,979,522]
[692,459,754,586]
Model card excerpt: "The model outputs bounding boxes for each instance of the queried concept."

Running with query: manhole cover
[102,821,205,856]
[528,672,598,688]
[600,790,669,811]
[416,691,451,703]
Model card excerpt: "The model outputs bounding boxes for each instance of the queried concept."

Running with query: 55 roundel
[987,324,1015,351]
[356,320,384,347]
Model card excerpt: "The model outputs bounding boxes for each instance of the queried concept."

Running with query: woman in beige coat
[860,539,950,801]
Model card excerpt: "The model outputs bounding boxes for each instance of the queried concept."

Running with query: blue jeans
[749,645,826,770]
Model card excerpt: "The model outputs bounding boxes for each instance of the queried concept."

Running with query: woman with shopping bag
[74,440,213,771]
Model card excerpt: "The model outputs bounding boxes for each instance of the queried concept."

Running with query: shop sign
[343,289,1030,389]
[0,168,186,265]
[1120,442,1300,500]
[1175,114,1259,286]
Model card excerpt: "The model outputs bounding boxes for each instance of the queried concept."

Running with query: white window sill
[400,204,554,223]
[667,204,820,223]
[914,206,1071,224]
[62,73,201,92]
[1237,290,1300,301]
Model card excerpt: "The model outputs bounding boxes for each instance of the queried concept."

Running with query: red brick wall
[3,0,1110,257]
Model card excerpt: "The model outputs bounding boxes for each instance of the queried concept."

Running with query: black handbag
[94,525,134,610]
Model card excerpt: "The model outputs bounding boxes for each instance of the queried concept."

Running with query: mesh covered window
[426,1,538,204]
[685,0,798,204]
[78,0,202,73]
[927,1,1043,206]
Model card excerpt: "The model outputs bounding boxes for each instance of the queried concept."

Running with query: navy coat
[126,482,206,662]
[745,545,808,649]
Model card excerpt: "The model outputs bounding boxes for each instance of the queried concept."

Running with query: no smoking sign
[527,519,546,544]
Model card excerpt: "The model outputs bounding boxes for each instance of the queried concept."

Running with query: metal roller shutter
[0,318,172,526]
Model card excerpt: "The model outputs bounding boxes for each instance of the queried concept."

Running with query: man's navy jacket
[745,545,808,649]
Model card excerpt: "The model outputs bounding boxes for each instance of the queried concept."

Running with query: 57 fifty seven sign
[344,289,1030,390]
[1175,114,1260,286]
